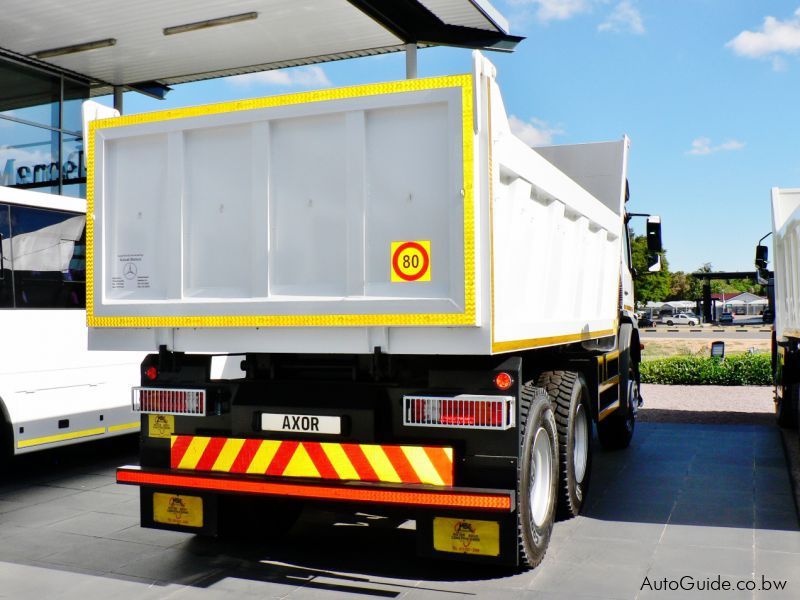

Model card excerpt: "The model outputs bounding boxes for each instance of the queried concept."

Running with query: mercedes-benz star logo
[123,262,138,280]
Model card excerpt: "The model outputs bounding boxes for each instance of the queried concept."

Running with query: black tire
[517,383,559,570]
[598,324,637,450]
[776,382,798,429]
[537,371,592,519]
[666,320,674,326]
[217,496,302,541]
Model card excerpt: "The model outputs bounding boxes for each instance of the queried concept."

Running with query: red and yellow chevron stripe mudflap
[170,436,454,487]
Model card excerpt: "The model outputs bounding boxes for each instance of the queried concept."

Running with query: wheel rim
[529,427,553,528]
[573,403,589,484]
[626,376,638,432]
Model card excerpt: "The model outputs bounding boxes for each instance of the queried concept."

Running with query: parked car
[664,314,699,326]
[719,312,734,324]
[638,314,657,327]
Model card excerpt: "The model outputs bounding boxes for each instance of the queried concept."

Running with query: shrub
[639,353,771,386]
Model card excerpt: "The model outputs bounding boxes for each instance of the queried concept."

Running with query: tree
[631,234,671,303]
[668,271,702,300]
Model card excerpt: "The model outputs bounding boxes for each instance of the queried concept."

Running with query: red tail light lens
[144,366,158,381]
[132,387,206,416]
[406,395,513,430]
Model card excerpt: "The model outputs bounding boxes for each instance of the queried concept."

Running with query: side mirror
[755,244,768,269]
[648,253,662,272]
[646,216,662,253]
[756,267,769,286]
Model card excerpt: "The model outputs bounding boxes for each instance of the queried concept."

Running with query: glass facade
[0,57,90,198]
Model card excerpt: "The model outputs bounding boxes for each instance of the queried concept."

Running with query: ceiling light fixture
[31,38,117,59]
[163,12,258,36]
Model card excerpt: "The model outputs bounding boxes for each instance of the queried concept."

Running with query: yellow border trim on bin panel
[87,75,475,328]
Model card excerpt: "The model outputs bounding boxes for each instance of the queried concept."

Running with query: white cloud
[598,1,645,35]
[687,137,745,156]
[508,0,592,23]
[727,8,800,60]
[227,66,331,88]
[508,115,564,146]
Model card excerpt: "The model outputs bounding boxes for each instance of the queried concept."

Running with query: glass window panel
[0,61,60,128]
[62,134,85,189]
[63,78,89,133]
[0,121,59,191]
[9,206,86,308]
[0,204,12,307]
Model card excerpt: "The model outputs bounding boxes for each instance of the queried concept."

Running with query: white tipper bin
[88,54,626,356]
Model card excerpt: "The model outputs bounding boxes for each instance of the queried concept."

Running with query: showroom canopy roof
[0,0,521,94]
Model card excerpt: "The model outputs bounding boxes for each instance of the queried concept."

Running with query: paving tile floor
[0,423,798,599]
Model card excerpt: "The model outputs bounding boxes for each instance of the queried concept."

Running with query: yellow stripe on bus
[17,426,106,449]
[108,421,139,433]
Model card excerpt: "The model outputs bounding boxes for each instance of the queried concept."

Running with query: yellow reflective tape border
[492,327,617,354]
[17,426,107,449]
[86,74,475,329]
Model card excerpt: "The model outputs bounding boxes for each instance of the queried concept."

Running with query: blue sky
[100,1,800,273]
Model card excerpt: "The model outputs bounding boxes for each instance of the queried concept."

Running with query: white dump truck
[761,187,800,430]
[94,54,662,568]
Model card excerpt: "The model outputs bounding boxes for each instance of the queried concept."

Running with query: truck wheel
[517,383,559,570]
[537,371,592,519]
[598,323,637,450]
[776,383,798,428]
[217,496,302,541]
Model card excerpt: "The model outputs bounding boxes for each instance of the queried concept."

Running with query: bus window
[0,204,11,307]
[8,205,86,308]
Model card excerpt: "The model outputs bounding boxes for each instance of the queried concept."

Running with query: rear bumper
[117,465,514,512]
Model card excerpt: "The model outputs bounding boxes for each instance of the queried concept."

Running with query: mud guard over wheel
[537,371,592,519]
[597,323,637,450]
[517,383,559,569]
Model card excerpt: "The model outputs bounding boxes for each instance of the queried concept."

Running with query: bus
[0,184,141,458]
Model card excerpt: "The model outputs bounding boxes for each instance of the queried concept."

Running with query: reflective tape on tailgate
[170,436,454,486]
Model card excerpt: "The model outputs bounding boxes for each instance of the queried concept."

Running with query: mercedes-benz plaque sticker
[112,253,150,290]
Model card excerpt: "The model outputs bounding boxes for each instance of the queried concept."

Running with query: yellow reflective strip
[599,375,621,394]
[17,427,106,449]
[86,74,476,330]
[321,443,359,480]
[282,444,320,478]
[360,445,401,483]
[492,328,617,353]
[211,438,246,472]
[108,421,139,433]
[178,437,211,470]
[246,440,281,474]
[442,447,453,462]
[401,446,445,486]
[598,400,621,422]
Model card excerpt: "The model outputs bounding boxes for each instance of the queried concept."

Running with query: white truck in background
[761,187,800,431]
[92,54,662,569]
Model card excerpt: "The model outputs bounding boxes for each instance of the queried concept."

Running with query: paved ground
[0,408,798,599]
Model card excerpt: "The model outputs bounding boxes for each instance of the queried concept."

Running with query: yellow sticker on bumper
[433,517,500,556]
[148,414,174,439]
[153,493,203,528]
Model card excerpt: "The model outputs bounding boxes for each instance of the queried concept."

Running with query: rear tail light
[132,387,206,416]
[404,395,514,430]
